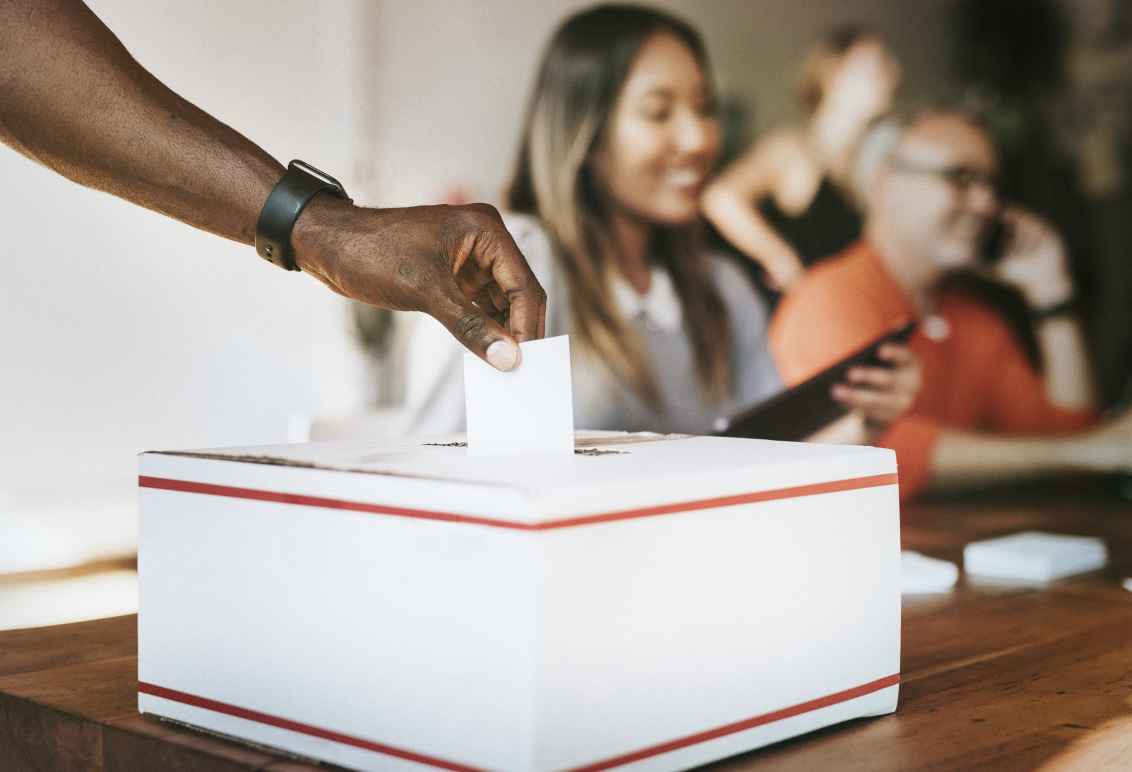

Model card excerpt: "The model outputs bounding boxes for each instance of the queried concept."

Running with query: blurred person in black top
[702,26,899,297]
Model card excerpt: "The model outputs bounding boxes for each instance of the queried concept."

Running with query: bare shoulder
[761,125,807,152]
[718,125,809,186]
[756,126,811,165]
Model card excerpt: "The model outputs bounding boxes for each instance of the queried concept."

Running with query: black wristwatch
[1030,297,1077,323]
[255,160,351,271]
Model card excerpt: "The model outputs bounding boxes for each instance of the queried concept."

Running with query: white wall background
[1,1,958,562]
[1,1,370,550]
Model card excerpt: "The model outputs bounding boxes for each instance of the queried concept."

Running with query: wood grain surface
[2,482,1131,771]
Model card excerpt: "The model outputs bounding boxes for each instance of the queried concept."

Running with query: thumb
[433,296,522,372]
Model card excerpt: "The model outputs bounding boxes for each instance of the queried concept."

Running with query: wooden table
[4,483,1132,771]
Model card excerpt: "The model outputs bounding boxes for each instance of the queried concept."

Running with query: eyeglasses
[888,157,999,195]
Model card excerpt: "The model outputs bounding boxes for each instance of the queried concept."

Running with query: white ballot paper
[964,530,1107,583]
[464,334,575,456]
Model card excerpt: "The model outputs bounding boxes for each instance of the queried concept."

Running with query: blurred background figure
[769,110,1131,500]
[387,3,919,443]
[701,25,900,295]
[6,0,1131,629]
[953,0,1132,407]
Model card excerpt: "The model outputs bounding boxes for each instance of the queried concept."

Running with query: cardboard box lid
[140,432,897,525]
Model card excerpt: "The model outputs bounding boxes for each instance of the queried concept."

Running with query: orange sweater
[769,241,1096,499]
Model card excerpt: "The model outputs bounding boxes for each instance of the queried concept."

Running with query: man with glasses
[769,110,1131,499]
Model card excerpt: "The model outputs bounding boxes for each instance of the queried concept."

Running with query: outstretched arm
[0,0,545,369]
[929,406,1131,492]
[701,132,806,291]
[1,0,283,243]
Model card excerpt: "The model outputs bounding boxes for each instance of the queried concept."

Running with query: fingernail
[486,340,519,371]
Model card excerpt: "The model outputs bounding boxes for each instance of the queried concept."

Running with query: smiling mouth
[952,213,991,240]
[664,169,705,189]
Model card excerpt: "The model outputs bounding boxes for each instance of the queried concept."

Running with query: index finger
[469,217,547,343]
[878,343,913,364]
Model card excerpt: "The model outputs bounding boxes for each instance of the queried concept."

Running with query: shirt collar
[610,266,684,333]
[858,241,919,321]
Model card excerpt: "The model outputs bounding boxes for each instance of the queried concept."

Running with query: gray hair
[850,114,905,203]
[849,106,990,202]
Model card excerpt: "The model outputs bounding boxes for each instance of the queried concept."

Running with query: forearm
[701,185,799,269]
[928,429,1077,492]
[0,0,282,245]
[1034,316,1096,410]
[1,2,547,367]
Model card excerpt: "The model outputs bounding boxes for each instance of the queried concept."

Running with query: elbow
[700,181,736,224]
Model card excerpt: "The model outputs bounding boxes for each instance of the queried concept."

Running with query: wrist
[292,195,355,278]
[770,251,802,273]
[1020,281,1074,310]
[1030,296,1078,324]
[256,159,351,272]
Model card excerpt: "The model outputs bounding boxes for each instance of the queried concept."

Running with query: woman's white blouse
[402,214,783,436]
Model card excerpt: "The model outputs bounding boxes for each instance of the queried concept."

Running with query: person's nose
[966,179,997,215]
[673,110,713,158]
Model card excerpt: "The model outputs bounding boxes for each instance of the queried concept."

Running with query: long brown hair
[506,4,731,408]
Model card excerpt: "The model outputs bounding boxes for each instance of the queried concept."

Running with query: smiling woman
[401,3,920,440]
[506,5,730,408]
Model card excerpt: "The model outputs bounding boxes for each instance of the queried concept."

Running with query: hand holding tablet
[717,321,919,442]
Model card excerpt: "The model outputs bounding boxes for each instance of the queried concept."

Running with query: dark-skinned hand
[294,199,547,370]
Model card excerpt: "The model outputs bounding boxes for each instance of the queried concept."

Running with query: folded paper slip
[964,530,1107,583]
[138,433,901,771]
[464,335,575,457]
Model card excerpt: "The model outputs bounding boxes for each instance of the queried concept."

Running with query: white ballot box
[138,432,901,771]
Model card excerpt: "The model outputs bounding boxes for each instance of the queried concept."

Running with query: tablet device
[714,320,917,441]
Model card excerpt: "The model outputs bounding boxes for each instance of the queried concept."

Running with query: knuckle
[455,311,487,343]
[466,202,501,224]
[524,281,547,303]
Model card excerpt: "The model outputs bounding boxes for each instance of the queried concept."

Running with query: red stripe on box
[138,473,897,531]
[568,673,901,771]
[137,681,482,771]
[139,674,899,770]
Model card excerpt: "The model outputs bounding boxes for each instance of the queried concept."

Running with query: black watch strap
[1030,297,1077,323]
[255,159,350,271]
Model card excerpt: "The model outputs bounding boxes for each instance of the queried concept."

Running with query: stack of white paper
[901,550,959,594]
[964,531,1107,583]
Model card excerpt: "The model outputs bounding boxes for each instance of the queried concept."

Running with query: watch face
[289,160,346,197]
[256,161,349,272]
